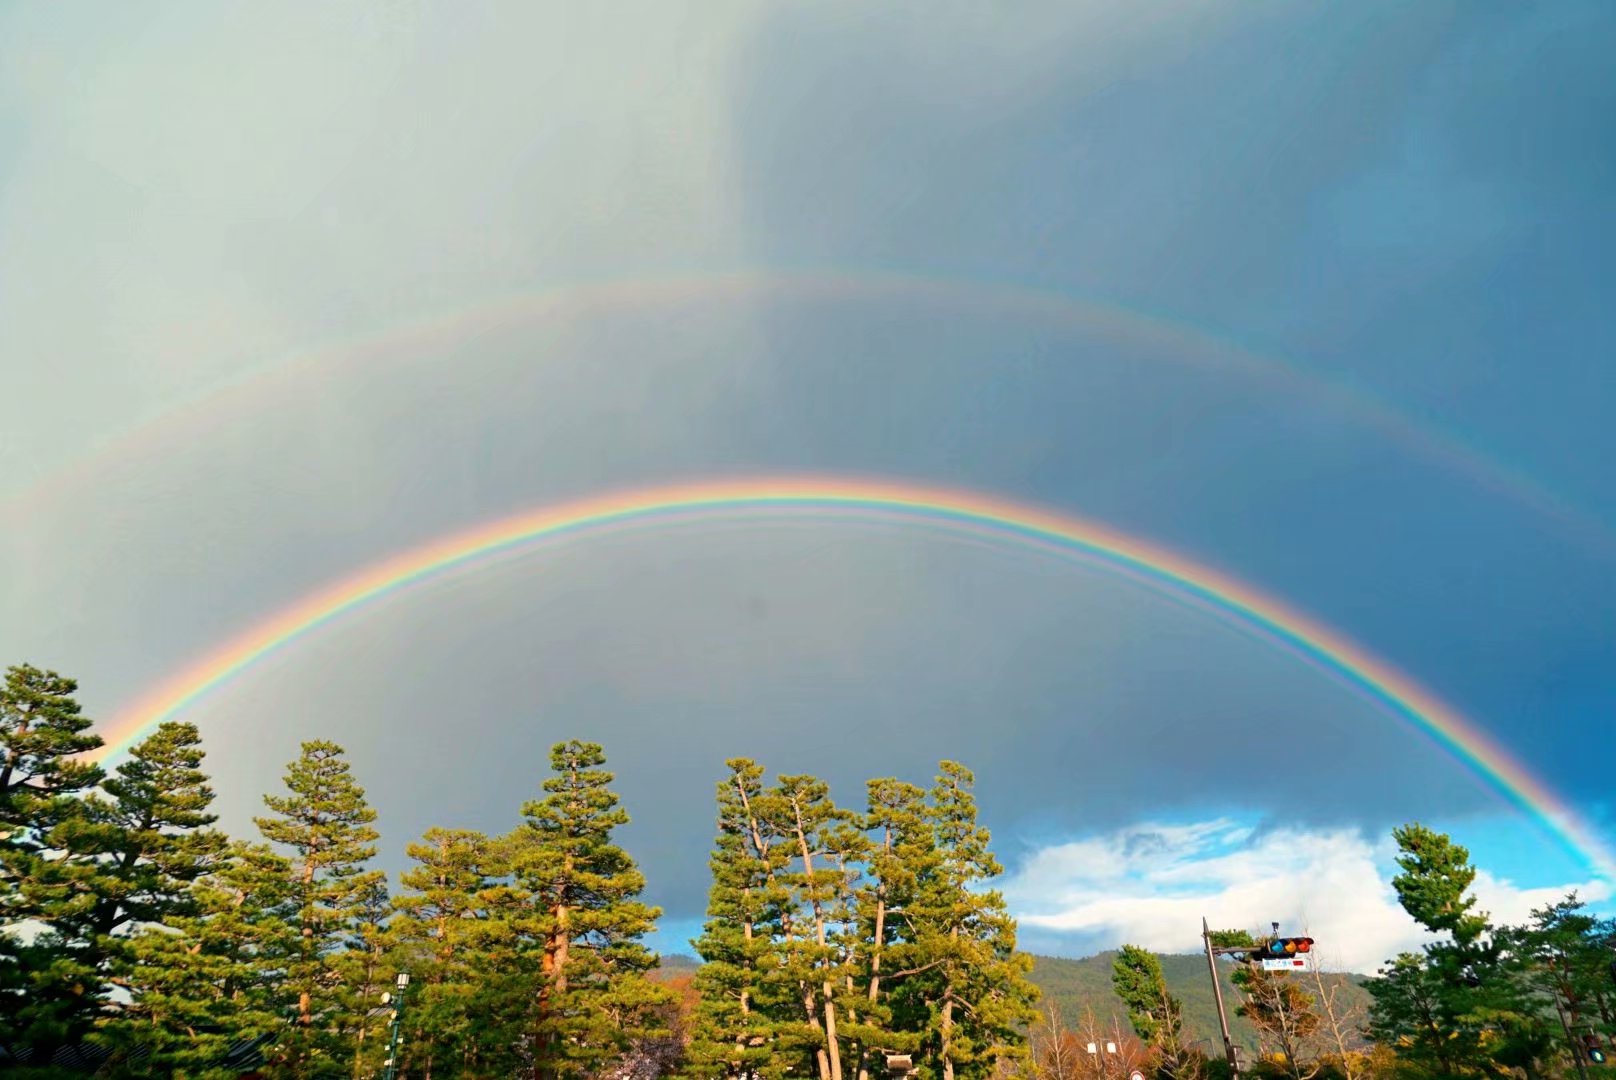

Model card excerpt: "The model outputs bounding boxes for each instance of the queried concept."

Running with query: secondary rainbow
[7,269,1610,559]
[96,476,1615,877]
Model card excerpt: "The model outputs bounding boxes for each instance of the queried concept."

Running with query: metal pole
[1204,918,1240,1077]
[1552,986,1592,1080]
[382,972,410,1080]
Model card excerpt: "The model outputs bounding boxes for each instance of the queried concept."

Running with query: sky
[2,1,1613,973]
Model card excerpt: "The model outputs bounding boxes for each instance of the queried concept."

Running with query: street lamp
[381,972,410,1080]
[1086,1040,1116,1078]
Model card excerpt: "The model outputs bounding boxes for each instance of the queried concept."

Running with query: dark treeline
[3,663,1612,1080]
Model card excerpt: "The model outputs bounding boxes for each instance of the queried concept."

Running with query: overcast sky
[2,2,1612,971]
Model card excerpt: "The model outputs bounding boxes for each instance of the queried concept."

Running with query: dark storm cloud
[722,1,1616,810]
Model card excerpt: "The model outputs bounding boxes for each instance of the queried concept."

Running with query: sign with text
[1261,956,1314,972]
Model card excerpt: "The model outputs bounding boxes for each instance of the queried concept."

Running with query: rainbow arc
[96,476,1616,878]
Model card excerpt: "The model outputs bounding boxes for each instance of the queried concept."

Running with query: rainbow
[6,269,1611,558]
[96,476,1614,877]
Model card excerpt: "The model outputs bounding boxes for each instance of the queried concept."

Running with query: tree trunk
[859,828,892,1080]
[535,896,572,1080]
[299,850,318,1028]
[792,795,843,1080]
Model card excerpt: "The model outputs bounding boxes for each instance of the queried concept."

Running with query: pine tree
[505,740,671,1080]
[116,841,300,1077]
[0,664,103,829]
[913,762,1038,1080]
[0,663,106,1062]
[43,721,230,1071]
[391,827,507,1077]
[769,772,864,1080]
[253,740,384,1077]
[1111,945,1194,1080]
[337,874,395,1079]
[846,777,935,1080]
[691,759,1033,1080]
[1369,823,1547,1078]
[1365,952,1458,1075]
[1390,824,1488,946]
[688,759,797,1080]
[1510,894,1615,1076]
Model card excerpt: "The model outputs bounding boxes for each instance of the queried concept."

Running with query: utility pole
[1552,987,1593,1080]
[1203,917,1242,1077]
[381,971,410,1080]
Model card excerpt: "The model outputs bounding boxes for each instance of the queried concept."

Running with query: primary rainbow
[97,476,1614,877]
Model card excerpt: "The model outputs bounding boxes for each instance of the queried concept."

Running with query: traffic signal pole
[1203,918,1241,1077]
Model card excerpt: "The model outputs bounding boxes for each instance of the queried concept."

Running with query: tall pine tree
[504,740,670,1080]
[1111,944,1192,1079]
[391,827,508,1076]
[0,663,106,1064]
[63,721,231,1068]
[253,739,384,1077]
[688,759,796,1080]
[845,777,934,1080]
[116,840,299,1076]
[913,762,1038,1080]
[769,772,863,1080]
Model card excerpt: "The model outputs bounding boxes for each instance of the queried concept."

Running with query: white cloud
[1002,818,1611,973]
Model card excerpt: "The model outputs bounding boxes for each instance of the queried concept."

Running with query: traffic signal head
[1264,937,1313,956]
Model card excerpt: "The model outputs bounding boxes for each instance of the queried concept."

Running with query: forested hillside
[1026,952,1372,1052]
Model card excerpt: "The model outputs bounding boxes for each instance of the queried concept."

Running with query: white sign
[1261,956,1314,972]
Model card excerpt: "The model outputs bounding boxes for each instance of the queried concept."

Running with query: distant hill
[1027,952,1372,1053]
[654,950,1371,1054]
[657,953,701,977]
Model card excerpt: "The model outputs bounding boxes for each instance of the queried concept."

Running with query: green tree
[505,740,670,1080]
[1365,952,1459,1076]
[336,874,395,1079]
[688,759,800,1080]
[0,664,103,831]
[0,664,106,1064]
[1390,824,1487,947]
[115,841,299,1077]
[391,827,508,1077]
[846,776,936,1080]
[1112,944,1195,1080]
[769,772,864,1080]
[1510,894,1615,1077]
[52,721,230,1072]
[913,762,1039,1080]
[1369,823,1548,1078]
[76,722,226,936]
[253,740,384,1077]
[690,759,1036,1080]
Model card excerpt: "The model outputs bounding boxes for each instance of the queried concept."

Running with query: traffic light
[1250,937,1315,970]
[1585,1033,1607,1065]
